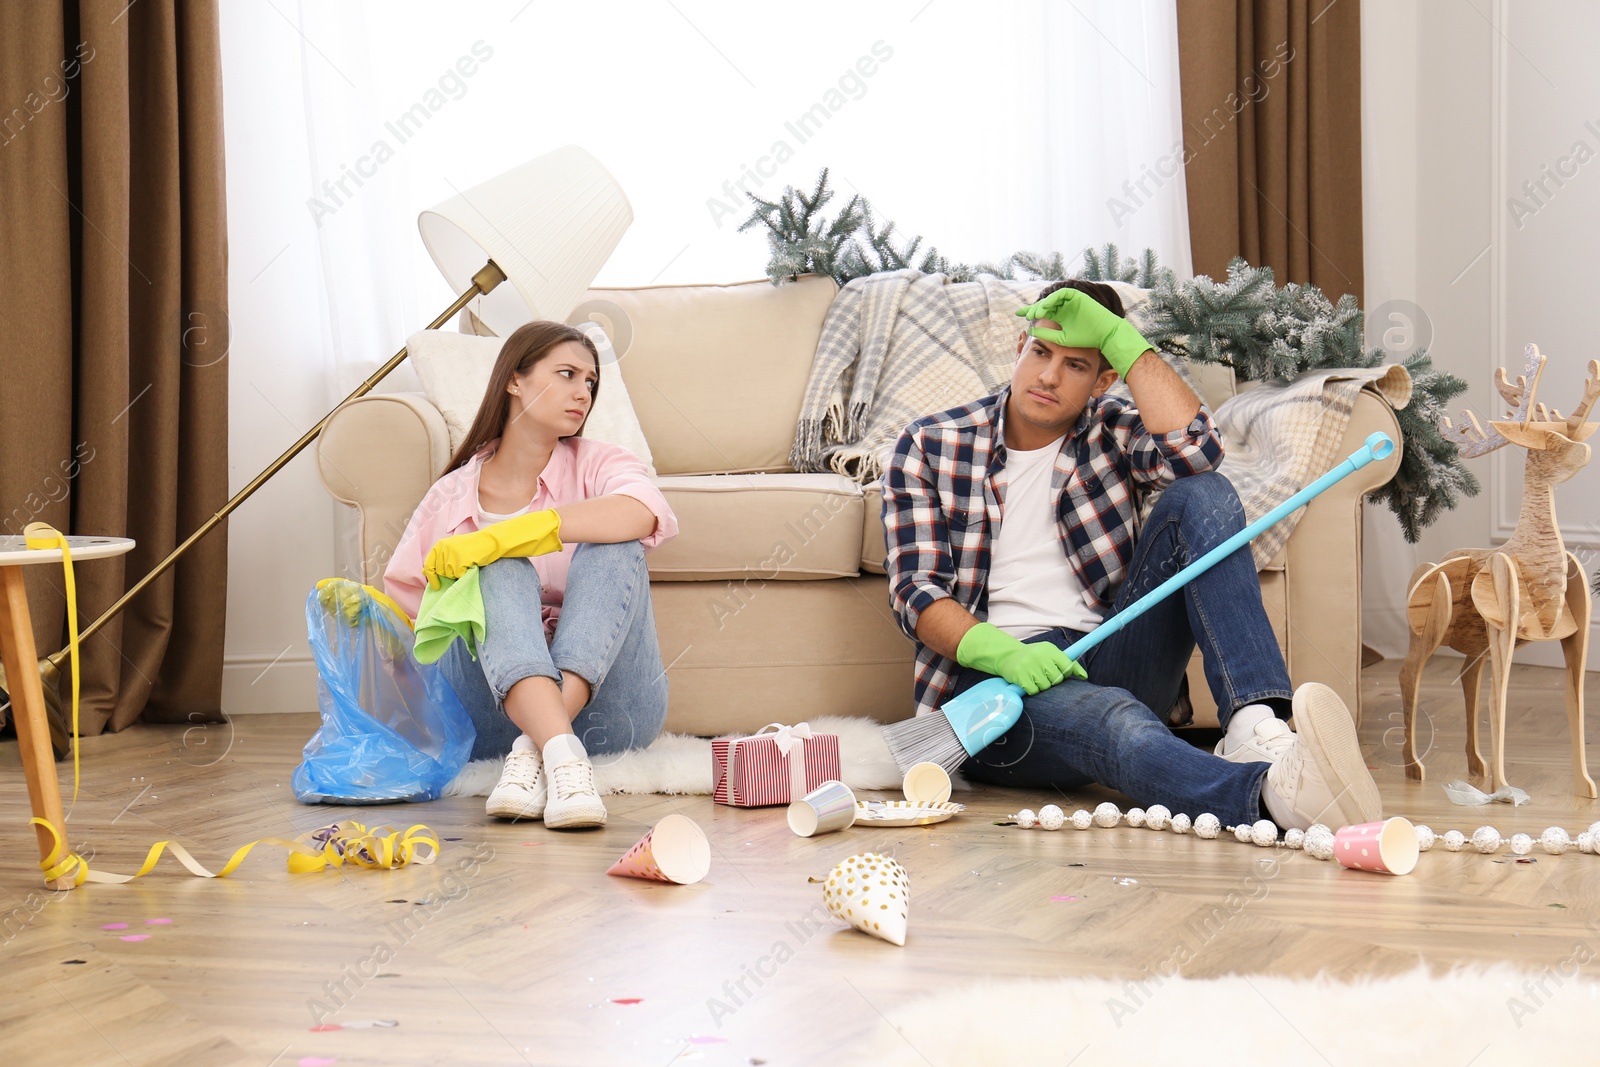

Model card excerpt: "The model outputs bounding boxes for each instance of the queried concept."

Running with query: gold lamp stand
[1,262,507,759]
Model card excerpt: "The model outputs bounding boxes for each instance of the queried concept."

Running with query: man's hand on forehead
[1015,288,1154,376]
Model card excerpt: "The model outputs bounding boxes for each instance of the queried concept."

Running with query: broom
[883,431,1396,774]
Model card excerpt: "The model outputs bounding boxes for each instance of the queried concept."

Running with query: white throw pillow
[407,325,656,474]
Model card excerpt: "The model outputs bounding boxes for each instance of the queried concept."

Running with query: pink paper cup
[1334,816,1418,876]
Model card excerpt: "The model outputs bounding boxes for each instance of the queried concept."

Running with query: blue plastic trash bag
[294,578,474,803]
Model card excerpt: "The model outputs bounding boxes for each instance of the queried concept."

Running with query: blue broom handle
[1060,431,1395,665]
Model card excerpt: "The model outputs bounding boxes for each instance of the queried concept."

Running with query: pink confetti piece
[309,1025,342,1032]
[299,1059,338,1067]
[100,923,128,930]
[611,998,643,1005]
[688,1036,727,1045]
[119,934,151,942]
[1050,895,1079,902]
[520,842,544,847]
[144,918,172,925]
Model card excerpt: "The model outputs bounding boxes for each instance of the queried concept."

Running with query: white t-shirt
[984,437,1104,640]
[476,494,530,529]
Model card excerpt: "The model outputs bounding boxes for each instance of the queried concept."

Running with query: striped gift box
[712,723,841,807]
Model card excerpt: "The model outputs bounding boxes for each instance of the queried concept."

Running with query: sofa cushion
[646,473,864,581]
[568,276,838,476]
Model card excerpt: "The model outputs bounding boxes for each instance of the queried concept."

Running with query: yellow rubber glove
[423,509,563,589]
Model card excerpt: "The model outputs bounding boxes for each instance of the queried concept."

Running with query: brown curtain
[1176,0,1364,300]
[0,0,229,734]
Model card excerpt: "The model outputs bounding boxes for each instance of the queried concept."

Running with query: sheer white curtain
[219,0,1190,707]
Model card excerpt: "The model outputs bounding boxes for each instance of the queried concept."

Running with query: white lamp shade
[418,145,632,335]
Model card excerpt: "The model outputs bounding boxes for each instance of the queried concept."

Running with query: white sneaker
[1215,716,1297,765]
[1261,683,1382,830]
[542,734,608,829]
[486,735,547,820]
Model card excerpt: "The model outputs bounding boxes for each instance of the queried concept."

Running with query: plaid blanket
[790,270,1046,480]
[1212,363,1413,567]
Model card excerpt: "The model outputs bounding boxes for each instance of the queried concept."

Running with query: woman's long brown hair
[441,321,601,477]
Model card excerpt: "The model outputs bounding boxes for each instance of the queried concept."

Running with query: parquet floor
[2,658,1599,1066]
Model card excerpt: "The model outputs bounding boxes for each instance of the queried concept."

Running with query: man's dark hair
[1032,278,1122,373]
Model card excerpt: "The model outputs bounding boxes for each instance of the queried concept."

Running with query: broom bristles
[881,713,970,776]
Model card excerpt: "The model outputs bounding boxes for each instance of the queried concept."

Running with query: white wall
[1361,0,1600,669]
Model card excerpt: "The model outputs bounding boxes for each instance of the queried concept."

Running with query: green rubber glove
[423,508,563,589]
[1015,288,1154,377]
[955,622,1088,695]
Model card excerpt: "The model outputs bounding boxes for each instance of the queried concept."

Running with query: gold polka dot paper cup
[1333,816,1418,876]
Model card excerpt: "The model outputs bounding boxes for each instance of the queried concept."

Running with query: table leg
[0,565,77,890]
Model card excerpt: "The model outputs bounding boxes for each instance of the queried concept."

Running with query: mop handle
[1061,431,1395,665]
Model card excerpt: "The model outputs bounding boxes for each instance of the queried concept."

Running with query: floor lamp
[4,145,632,758]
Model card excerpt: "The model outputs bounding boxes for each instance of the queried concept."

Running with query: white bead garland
[999,804,1600,869]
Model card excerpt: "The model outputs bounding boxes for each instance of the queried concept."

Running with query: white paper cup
[902,762,952,806]
[787,780,857,837]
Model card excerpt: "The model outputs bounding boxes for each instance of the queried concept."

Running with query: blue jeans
[438,541,669,763]
[957,473,1290,825]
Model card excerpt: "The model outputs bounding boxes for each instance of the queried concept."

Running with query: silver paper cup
[787,780,857,837]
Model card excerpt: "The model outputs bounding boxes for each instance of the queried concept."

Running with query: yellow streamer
[32,816,438,885]
[22,523,80,805]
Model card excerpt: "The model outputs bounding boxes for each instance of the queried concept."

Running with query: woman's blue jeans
[956,473,1290,825]
[438,541,669,763]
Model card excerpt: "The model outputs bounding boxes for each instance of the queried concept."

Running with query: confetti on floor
[611,998,643,1005]
[144,918,172,925]
[119,934,152,942]
[100,923,128,930]
[1050,895,1079,902]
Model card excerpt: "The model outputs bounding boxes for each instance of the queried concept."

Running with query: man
[881,279,1381,830]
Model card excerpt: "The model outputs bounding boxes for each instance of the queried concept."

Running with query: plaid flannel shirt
[881,386,1225,719]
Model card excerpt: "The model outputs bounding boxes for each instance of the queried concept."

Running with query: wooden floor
[3,658,1599,1066]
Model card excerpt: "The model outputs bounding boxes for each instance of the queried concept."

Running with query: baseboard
[221,649,319,714]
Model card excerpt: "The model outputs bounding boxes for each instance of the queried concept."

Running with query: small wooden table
[0,534,135,889]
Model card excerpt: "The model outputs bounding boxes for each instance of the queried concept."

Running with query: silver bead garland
[1001,801,1600,865]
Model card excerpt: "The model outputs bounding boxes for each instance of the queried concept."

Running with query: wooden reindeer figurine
[1401,343,1599,797]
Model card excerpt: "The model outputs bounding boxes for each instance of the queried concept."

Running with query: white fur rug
[443,715,917,797]
[860,967,1595,1065]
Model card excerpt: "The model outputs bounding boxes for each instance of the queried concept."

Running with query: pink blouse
[383,437,677,634]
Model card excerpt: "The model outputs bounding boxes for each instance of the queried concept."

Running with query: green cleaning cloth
[413,566,486,665]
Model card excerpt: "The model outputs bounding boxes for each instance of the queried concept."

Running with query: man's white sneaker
[486,735,547,820]
[542,734,608,829]
[1261,682,1382,830]
[1215,716,1297,765]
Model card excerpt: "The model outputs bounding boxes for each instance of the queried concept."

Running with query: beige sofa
[315,275,1401,738]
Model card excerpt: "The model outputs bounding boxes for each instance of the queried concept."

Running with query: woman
[384,321,677,829]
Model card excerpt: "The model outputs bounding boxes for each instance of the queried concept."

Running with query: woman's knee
[479,556,544,597]
[571,539,646,569]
